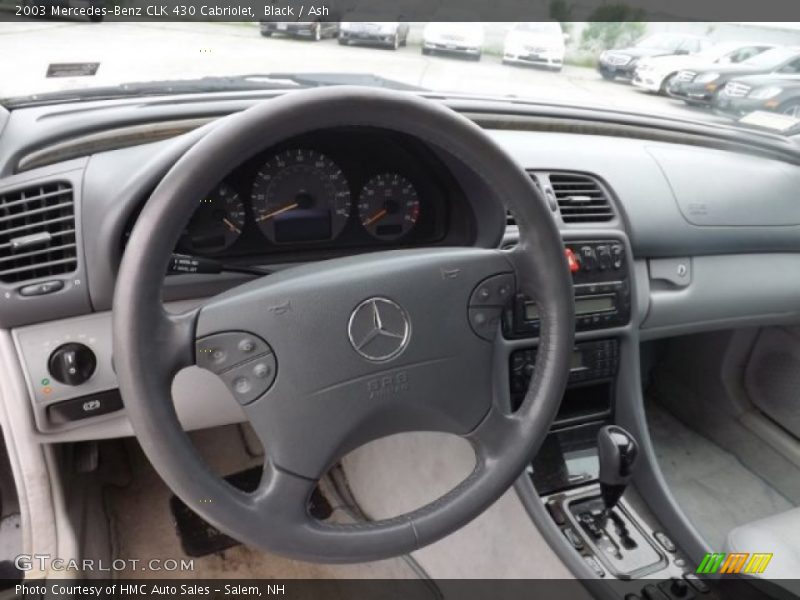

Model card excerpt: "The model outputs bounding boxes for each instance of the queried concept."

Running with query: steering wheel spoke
[159,307,202,375]
[466,405,522,462]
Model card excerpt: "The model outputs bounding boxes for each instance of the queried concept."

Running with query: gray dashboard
[2,93,800,441]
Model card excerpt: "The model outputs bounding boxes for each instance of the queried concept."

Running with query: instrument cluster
[177,131,452,258]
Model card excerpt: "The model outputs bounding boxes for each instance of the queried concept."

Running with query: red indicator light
[565,248,580,273]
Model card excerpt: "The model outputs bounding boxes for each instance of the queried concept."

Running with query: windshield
[635,33,691,51]
[2,20,800,136]
[692,43,746,62]
[742,46,800,68]
[512,22,562,34]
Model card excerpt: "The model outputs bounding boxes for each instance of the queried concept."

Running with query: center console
[508,237,715,599]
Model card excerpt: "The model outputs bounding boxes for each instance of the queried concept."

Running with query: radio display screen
[575,296,615,315]
[524,295,615,321]
[571,350,584,369]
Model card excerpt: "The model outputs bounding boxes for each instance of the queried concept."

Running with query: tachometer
[251,149,351,244]
[180,182,245,254]
[358,173,420,240]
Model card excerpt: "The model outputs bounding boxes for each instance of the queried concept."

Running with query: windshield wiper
[2,73,426,108]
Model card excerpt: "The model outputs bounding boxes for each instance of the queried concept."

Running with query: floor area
[102,425,428,581]
[646,399,794,549]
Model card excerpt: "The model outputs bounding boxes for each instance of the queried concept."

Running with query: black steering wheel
[113,87,574,563]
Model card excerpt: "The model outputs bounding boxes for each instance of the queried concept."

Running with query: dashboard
[3,91,800,444]
[131,128,470,263]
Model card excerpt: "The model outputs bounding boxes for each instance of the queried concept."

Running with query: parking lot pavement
[0,20,731,127]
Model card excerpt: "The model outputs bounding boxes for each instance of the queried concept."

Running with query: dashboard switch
[565,248,580,273]
[597,245,612,271]
[47,390,123,424]
[48,343,97,386]
[611,244,624,269]
[579,246,597,271]
[19,279,64,297]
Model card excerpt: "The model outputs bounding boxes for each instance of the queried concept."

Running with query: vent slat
[0,257,77,277]
[0,182,77,283]
[0,188,72,212]
[2,215,74,238]
[0,243,76,265]
[0,201,74,225]
[549,173,614,224]
[0,228,75,251]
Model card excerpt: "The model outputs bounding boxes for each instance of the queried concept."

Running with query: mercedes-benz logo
[347,297,411,362]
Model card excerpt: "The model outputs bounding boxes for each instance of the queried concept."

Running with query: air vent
[0,182,77,284]
[550,173,614,224]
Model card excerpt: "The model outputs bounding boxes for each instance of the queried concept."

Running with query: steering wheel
[113,87,574,563]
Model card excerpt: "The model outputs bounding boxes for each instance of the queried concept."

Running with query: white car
[503,22,567,71]
[422,22,485,61]
[339,22,409,50]
[633,41,774,94]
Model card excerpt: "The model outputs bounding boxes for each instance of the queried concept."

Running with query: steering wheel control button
[233,377,251,395]
[468,274,515,341]
[47,342,97,386]
[238,338,256,353]
[469,308,503,341]
[219,354,277,405]
[47,390,123,424]
[196,331,271,374]
[469,273,515,307]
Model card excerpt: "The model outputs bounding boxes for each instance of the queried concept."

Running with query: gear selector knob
[597,425,639,512]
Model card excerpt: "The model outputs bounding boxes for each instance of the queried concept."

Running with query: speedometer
[251,149,351,244]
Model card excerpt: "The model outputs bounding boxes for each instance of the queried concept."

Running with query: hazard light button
[565,248,580,273]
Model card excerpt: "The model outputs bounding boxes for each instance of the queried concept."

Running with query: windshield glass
[635,33,689,51]
[742,46,799,68]
[2,20,800,136]
[512,22,562,34]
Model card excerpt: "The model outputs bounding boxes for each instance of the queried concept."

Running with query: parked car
[502,22,567,71]
[713,73,800,118]
[668,46,800,106]
[422,22,484,61]
[633,41,774,94]
[598,33,711,81]
[259,21,339,41]
[339,22,409,50]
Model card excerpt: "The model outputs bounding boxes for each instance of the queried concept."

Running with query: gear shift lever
[597,425,639,515]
